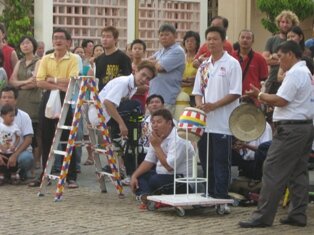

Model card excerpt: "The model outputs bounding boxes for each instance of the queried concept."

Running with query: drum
[177,107,206,142]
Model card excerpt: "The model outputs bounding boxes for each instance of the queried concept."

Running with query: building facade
[1,0,313,54]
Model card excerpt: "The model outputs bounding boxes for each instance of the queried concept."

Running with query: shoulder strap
[240,50,254,81]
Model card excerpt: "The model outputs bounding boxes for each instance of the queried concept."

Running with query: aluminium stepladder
[38,76,124,201]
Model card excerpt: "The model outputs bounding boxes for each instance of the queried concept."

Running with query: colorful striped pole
[55,77,88,201]
[88,78,123,195]
[54,76,123,200]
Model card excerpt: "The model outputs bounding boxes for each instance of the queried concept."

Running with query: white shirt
[144,127,194,176]
[274,61,314,121]
[192,52,242,134]
[88,74,137,126]
[0,109,33,152]
[0,122,21,154]
[139,115,177,151]
[241,122,272,160]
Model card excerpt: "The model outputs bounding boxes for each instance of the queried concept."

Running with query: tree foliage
[257,0,314,34]
[0,0,34,47]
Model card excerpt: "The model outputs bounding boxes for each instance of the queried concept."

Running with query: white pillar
[127,0,136,43]
[199,0,208,42]
[34,0,53,51]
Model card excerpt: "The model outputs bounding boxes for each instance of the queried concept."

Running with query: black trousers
[39,90,77,181]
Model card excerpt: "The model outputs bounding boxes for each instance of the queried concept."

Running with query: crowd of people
[0,9,314,228]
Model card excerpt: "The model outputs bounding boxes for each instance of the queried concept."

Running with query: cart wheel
[147,201,156,211]
[216,205,225,215]
[175,207,185,217]
[232,199,239,207]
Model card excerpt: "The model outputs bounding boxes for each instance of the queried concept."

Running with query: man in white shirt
[0,86,33,181]
[139,94,166,150]
[240,41,314,228]
[130,109,194,198]
[192,26,242,201]
[89,61,156,138]
[233,122,272,180]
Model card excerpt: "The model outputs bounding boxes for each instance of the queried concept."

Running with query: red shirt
[2,44,14,79]
[231,50,268,94]
[131,63,147,112]
[194,40,233,59]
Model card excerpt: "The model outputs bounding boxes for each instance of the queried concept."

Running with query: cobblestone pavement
[1,160,314,234]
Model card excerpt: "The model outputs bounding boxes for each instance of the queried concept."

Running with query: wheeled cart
[146,130,234,217]
[147,194,234,216]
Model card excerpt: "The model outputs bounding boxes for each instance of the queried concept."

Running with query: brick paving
[1,156,314,234]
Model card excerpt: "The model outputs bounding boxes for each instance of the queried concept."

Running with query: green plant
[0,0,34,47]
[257,0,314,34]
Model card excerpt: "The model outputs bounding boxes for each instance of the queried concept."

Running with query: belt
[274,120,312,127]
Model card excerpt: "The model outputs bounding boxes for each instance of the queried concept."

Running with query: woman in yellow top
[181,31,200,106]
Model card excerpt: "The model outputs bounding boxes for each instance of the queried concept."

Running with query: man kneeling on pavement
[130,109,195,202]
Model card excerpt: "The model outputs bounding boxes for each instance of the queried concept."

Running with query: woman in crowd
[9,36,41,170]
[278,26,311,82]
[181,31,200,106]
[89,44,104,70]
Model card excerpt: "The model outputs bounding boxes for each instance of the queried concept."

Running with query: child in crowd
[0,104,21,185]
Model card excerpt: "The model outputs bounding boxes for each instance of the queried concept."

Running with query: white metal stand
[147,129,234,216]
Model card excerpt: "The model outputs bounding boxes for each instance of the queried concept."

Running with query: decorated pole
[55,77,88,201]
[88,78,124,195]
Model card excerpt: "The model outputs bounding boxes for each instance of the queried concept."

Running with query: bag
[108,99,143,139]
[45,90,62,119]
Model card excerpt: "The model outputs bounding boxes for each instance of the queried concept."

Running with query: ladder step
[65,100,76,105]
[97,171,114,178]
[46,174,60,180]
[65,100,95,105]
[53,150,67,156]
[58,125,72,130]
[59,140,91,145]
[95,148,108,154]
[83,100,95,104]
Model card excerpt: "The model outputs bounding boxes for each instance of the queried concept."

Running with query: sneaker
[121,176,131,186]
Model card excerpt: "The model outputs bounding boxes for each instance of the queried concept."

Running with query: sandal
[10,173,21,185]
[67,180,79,189]
[83,159,94,165]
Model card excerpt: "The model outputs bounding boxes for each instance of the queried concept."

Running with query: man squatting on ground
[130,109,194,200]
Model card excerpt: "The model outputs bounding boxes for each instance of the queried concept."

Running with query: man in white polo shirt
[240,41,314,228]
[192,26,242,205]
[89,60,156,138]
[130,108,194,199]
